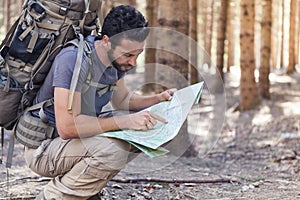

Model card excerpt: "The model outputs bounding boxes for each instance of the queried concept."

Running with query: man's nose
[128,57,137,67]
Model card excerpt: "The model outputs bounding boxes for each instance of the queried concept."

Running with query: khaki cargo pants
[24,136,132,199]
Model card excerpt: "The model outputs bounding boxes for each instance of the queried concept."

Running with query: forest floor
[1,68,300,200]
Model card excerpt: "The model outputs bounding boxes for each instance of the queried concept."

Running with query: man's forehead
[116,39,145,52]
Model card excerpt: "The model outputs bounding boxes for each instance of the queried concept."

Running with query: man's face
[107,39,145,72]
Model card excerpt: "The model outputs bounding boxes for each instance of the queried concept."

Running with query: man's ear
[102,35,111,48]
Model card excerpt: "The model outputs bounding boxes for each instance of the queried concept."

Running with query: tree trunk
[216,0,228,80]
[0,1,3,28]
[287,0,296,74]
[143,0,158,93]
[204,0,214,58]
[280,0,285,69]
[155,0,197,157]
[226,0,237,71]
[271,0,282,70]
[18,0,23,14]
[189,0,198,84]
[298,1,300,65]
[4,0,10,34]
[294,0,300,67]
[155,0,189,89]
[259,0,272,99]
[240,0,259,110]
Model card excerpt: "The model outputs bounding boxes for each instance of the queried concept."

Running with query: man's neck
[94,40,110,67]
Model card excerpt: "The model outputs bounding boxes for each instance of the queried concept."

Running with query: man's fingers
[149,112,168,124]
[149,117,157,126]
[166,88,177,101]
[168,88,177,94]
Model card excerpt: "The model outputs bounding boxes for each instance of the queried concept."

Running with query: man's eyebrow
[121,49,144,56]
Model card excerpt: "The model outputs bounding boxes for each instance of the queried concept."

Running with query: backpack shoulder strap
[67,34,92,112]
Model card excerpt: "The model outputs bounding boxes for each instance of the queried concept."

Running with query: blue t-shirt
[33,35,125,122]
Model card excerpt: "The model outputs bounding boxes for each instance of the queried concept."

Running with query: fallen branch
[111,177,241,184]
[0,176,241,187]
[0,176,50,187]
[0,195,36,200]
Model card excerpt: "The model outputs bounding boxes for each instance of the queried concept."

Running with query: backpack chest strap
[82,73,118,97]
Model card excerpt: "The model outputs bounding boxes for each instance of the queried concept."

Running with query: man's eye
[124,53,132,57]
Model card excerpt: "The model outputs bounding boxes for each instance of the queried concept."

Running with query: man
[22,5,174,199]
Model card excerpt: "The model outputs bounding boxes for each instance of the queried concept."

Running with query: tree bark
[240,0,260,110]
[271,0,282,70]
[4,0,10,34]
[143,0,158,93]
[204,0,214,58]
[216,0,228,80]
[294,0,300,67]
[259,0,272,99]
[287,0,296,74]
[155,0,197,157]
[189,0,198,84]
[280,0,287,69]
[226,0,238,71]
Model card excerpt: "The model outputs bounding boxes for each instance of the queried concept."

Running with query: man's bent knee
[82,137,131,171]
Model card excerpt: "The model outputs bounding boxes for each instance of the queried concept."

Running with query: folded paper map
[100,82,204,157]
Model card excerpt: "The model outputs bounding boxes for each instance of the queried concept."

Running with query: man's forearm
[128,93,161,111]
[57,114,130,139]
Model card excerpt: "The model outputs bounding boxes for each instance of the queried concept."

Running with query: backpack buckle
[59,7,68,16]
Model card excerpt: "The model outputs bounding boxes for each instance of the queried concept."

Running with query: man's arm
[111,78,175,111]
[54,87,167,139]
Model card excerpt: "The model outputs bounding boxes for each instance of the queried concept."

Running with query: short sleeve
[52,46,88,92]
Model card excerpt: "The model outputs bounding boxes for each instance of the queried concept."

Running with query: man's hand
[127,111,167,131]
[158,88,177,102]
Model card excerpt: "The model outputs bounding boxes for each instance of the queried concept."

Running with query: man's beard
[108,50,134,72]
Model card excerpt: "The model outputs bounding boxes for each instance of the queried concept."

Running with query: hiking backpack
[0,0,103,130]
[0,0,103,168]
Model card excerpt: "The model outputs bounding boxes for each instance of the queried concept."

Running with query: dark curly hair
[101,5,149,44]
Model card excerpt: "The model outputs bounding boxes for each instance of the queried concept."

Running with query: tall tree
[259,0,272,99]
[155,0,189,89]
[189,0,198,84]
[17,0,25,15]
[226,0,238,71]
[203,0,214,58]
[4,0,10,34]
[298,1,300,65]
[280,0,289,69]
[287,0,296,73]
[155,0,197,157]
[240,0,259,110]
[294,0,300,67]
[0,1,3,28]
[144,0,158,93]
[216,0,228,80]
[271,0,282,69]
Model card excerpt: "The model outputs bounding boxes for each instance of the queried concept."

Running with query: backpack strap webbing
[83,73,118,97]
[68,34,84,112]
